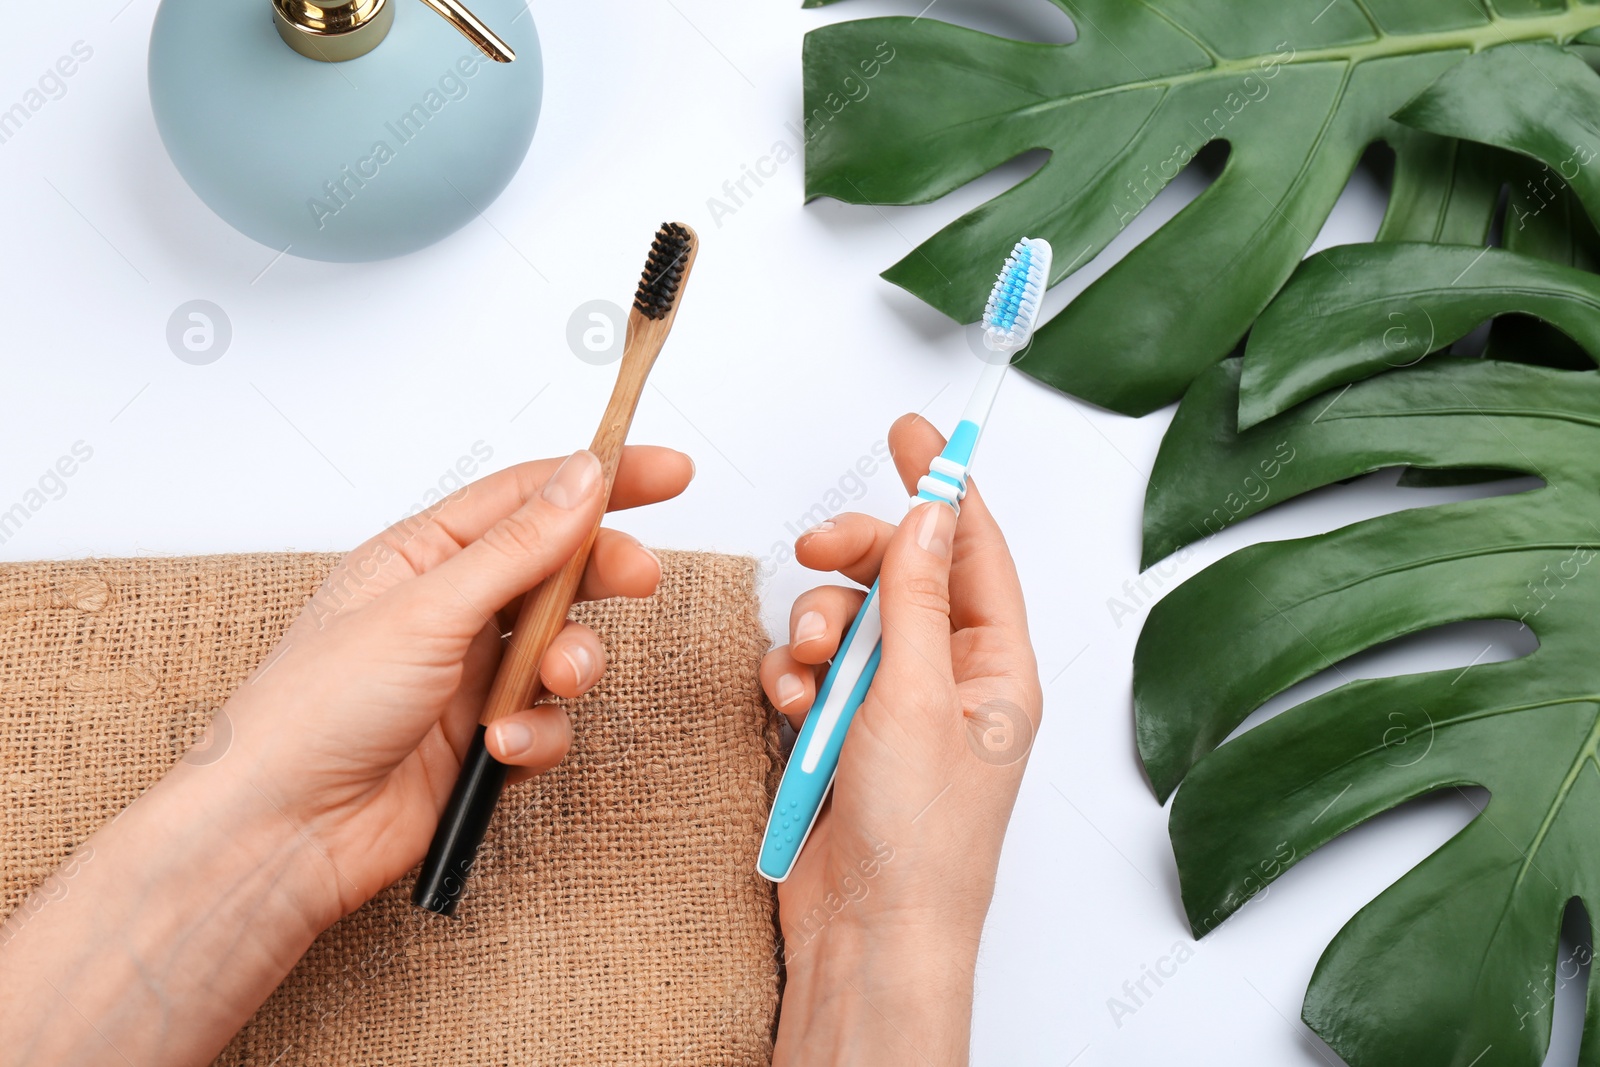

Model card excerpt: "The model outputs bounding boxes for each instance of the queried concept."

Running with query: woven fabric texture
[0,551,781,1065]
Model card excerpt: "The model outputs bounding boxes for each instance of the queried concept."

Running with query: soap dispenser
[149,0,541,262]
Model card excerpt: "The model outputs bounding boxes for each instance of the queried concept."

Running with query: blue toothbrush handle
[757,422,982,883]
[758,582,883,881]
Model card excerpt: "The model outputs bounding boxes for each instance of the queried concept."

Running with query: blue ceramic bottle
[149,0,541,262]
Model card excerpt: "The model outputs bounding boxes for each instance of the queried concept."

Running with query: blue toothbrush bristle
[982,237,1052,353]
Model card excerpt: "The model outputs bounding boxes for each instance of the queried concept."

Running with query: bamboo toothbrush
[414,222,699,915]
[758,237,1053,883]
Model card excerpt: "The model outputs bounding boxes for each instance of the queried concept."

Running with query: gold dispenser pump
[272,0,516,63]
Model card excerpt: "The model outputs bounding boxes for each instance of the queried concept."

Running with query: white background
[0,0,1584,1063]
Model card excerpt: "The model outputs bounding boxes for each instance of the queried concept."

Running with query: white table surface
[1,0,1582,1063]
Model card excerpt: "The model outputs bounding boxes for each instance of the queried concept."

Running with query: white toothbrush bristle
[981,237,1054,354]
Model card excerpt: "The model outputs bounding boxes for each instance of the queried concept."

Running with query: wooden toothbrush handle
[414,223,696,916]
[478,526,600,724]
[477,325,662,726]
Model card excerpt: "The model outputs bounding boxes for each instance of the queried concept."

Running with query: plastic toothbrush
[758,236,1054,883]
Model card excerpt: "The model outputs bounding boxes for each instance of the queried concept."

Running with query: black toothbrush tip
[634,222,692,320]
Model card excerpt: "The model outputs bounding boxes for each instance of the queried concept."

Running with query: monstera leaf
[1136,357,1600,1065]
[1248,136,1600,487]
[1231,141,1600,467]
[1237,241,1600,431]
[802,2,1600,414]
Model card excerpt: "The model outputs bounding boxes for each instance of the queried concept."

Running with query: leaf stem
[1048,7,1600,110]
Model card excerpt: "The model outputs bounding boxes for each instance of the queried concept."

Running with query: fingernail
[803,520,835,538]
[542,450,602,510]
[793,610,827,646]
[774,672,806,709]
[623,533,663,573]
[493,720,535,759]
[561,642,596,685]
[914,502,955,560]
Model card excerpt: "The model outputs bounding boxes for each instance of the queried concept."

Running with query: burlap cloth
[0,551,783,1065]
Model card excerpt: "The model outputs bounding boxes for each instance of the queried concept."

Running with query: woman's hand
[222,445,693,917]
[764,414,1042,1067]
[0,446,692,1067]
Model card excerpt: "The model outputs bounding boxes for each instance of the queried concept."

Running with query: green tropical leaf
[1368,141,1600,485]
[802,2,1600,414]
[1136,356,1600,1065]
[1487,150,1600,364]
[1372,130,1501,246]
[1376,130,1497,244]
[1236,242,1600,430]
[1373,145,1600,485]
[1279,129,1600,483]
[1393,41,1600,220]
[1389,39,1600,413]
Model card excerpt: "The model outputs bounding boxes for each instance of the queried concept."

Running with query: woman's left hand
[219,446,694,917]
[0,445,692,1067]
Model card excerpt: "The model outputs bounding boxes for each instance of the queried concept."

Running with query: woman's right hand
[764,413,1043,1067]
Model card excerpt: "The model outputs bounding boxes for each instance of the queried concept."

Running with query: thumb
[411,450,605,631]
[875,501,958,691]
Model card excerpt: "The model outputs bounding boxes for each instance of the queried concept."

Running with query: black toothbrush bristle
[634,222,692,320]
